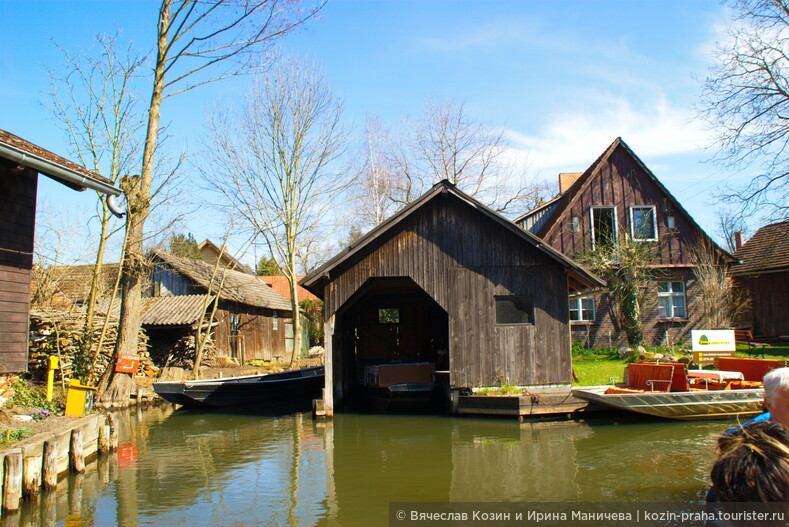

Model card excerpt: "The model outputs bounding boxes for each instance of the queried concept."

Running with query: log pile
[147,334,219,370]
[28,308,153,385]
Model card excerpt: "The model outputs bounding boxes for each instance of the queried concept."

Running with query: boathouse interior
[334,277,449,410]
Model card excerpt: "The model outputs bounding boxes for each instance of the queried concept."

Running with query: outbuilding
[301,181,604,414]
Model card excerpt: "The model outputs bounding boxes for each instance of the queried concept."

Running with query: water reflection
[11,408,727,527]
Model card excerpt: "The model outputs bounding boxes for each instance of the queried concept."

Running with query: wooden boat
[362,383,437,411]
[571,385,764,420]
[153,366,324,409]
[571,358,782,421]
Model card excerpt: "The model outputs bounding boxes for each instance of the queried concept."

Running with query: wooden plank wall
[324,195,571,389]
[736,272,789,337]
[0,164,37,372]
[539,146,704,265]
[212,302,291,362]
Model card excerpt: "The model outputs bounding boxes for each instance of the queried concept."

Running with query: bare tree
[104,0,324,402]
[690,238,750,329]
[699,0,789,219]
[46,31,146,338]
[354,100,547,222]
[201,55,347,368]
[717,209,750,253]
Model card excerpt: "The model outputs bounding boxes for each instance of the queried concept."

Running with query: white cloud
[503,94,714,180]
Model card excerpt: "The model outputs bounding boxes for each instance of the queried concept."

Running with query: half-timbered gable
[516,138,732,348]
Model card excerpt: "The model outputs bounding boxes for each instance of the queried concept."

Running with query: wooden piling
[69,429,84,474]
[2,451,22,513]
[21,444,42,499]
[107,414,119,450]
[42,440,58,491]
[98,424,111,455]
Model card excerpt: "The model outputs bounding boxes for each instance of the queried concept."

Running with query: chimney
[733,231,744,251]
[558,173,582,194]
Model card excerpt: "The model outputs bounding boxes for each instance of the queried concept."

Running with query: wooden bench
[734,329,771,354]
[717,357,785,382]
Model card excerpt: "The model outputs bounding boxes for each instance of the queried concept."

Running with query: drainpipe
[0,141,125,217]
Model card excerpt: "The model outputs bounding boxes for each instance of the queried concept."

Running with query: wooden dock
[454,386,599,419]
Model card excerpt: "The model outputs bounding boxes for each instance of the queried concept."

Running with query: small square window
[495,296,534,325]
[657,281,686,319]
[378,308,400,324]
[630,206,657,241]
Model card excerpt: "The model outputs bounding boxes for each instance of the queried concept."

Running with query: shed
[731,221,789,338]
[301,181,604,414]
[0,129,120,373]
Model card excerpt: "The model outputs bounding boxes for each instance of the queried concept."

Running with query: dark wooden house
[731,221,789,338]
[0,129,120,373]
[515,137,733,348]
[146,250,305,362]
[301,181,604,414]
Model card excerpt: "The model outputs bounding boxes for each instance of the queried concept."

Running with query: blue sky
[0,0,748,263]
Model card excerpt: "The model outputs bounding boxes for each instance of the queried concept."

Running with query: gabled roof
[259,275,320,302]
[197,239,253,274]
[151,249,292,311]
[301,180,605,294]
[0,129,120,196]
[731,220,789,276]
[516,137,733,260]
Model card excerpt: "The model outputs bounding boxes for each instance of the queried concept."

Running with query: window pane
[673,296,686,318]
[581,308,594,320]
[672,282,684,292]
[569,309,580,321]
[379,308,399,324]
[658,297,670,318]
[496,296,534,324]
[632,207,655,240]
[592,208,616,247]
[657,282,669,293]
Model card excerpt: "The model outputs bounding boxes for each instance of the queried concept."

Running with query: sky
[0,0,753,265]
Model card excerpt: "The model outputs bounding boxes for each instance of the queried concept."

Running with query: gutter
[0,141,123,198]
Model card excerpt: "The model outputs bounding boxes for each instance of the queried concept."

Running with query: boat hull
[362,383,436,412]
[153,366,324,409]
[571,386,764,420]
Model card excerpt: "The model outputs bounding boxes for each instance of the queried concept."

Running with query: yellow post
[46,356,59,402]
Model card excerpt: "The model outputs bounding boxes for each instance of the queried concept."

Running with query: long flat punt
[571,386,764,420]
[153,366,324,408]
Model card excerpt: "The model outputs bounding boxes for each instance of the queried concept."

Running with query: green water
[14,406,731,526]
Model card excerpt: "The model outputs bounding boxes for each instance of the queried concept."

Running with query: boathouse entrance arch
[332,277,449,410]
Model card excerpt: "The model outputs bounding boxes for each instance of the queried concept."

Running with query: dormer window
[630,206,657,241]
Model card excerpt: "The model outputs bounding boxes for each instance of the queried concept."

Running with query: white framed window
[590,207,617,249]
[658,281,686,319]
[630,206,657,241]
[569,296,595,322]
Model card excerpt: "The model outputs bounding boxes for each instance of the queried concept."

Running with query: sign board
[691,330,736,352]
[115,354,140,374]
[691,330,736,364]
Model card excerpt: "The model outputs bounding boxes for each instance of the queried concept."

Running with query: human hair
[711,420,789,502]
[763,367,789,406]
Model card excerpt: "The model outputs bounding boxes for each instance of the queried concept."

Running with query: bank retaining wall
[0,412,119,514]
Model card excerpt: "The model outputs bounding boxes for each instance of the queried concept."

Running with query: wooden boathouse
[301,181,604,415]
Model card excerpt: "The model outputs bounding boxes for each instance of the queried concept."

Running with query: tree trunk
[98,0,169,402]
[287,254,301,369]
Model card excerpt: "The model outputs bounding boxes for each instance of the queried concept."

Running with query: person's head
[763,367,789,427]
[711,420,789,502]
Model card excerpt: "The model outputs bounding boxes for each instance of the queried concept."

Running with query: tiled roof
[258,275,319,302]
[731,221,789,276]
[0,129,112,185]
[97,294,211,326]
[44,263,120,304]
[151,249,292,311]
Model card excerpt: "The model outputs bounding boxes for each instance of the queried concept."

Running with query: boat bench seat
[605,386,647,394]
[717,358,785,382]
[626,363,675,392]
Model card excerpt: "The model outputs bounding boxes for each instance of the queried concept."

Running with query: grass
[477,382,523,396]
[570,343,789,386]
[0,427,33,448]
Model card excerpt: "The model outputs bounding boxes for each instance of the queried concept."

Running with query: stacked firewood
[28,308,154,385]
[147,334,219,370]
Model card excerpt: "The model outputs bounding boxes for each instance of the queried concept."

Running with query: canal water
[16,406,734,526]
